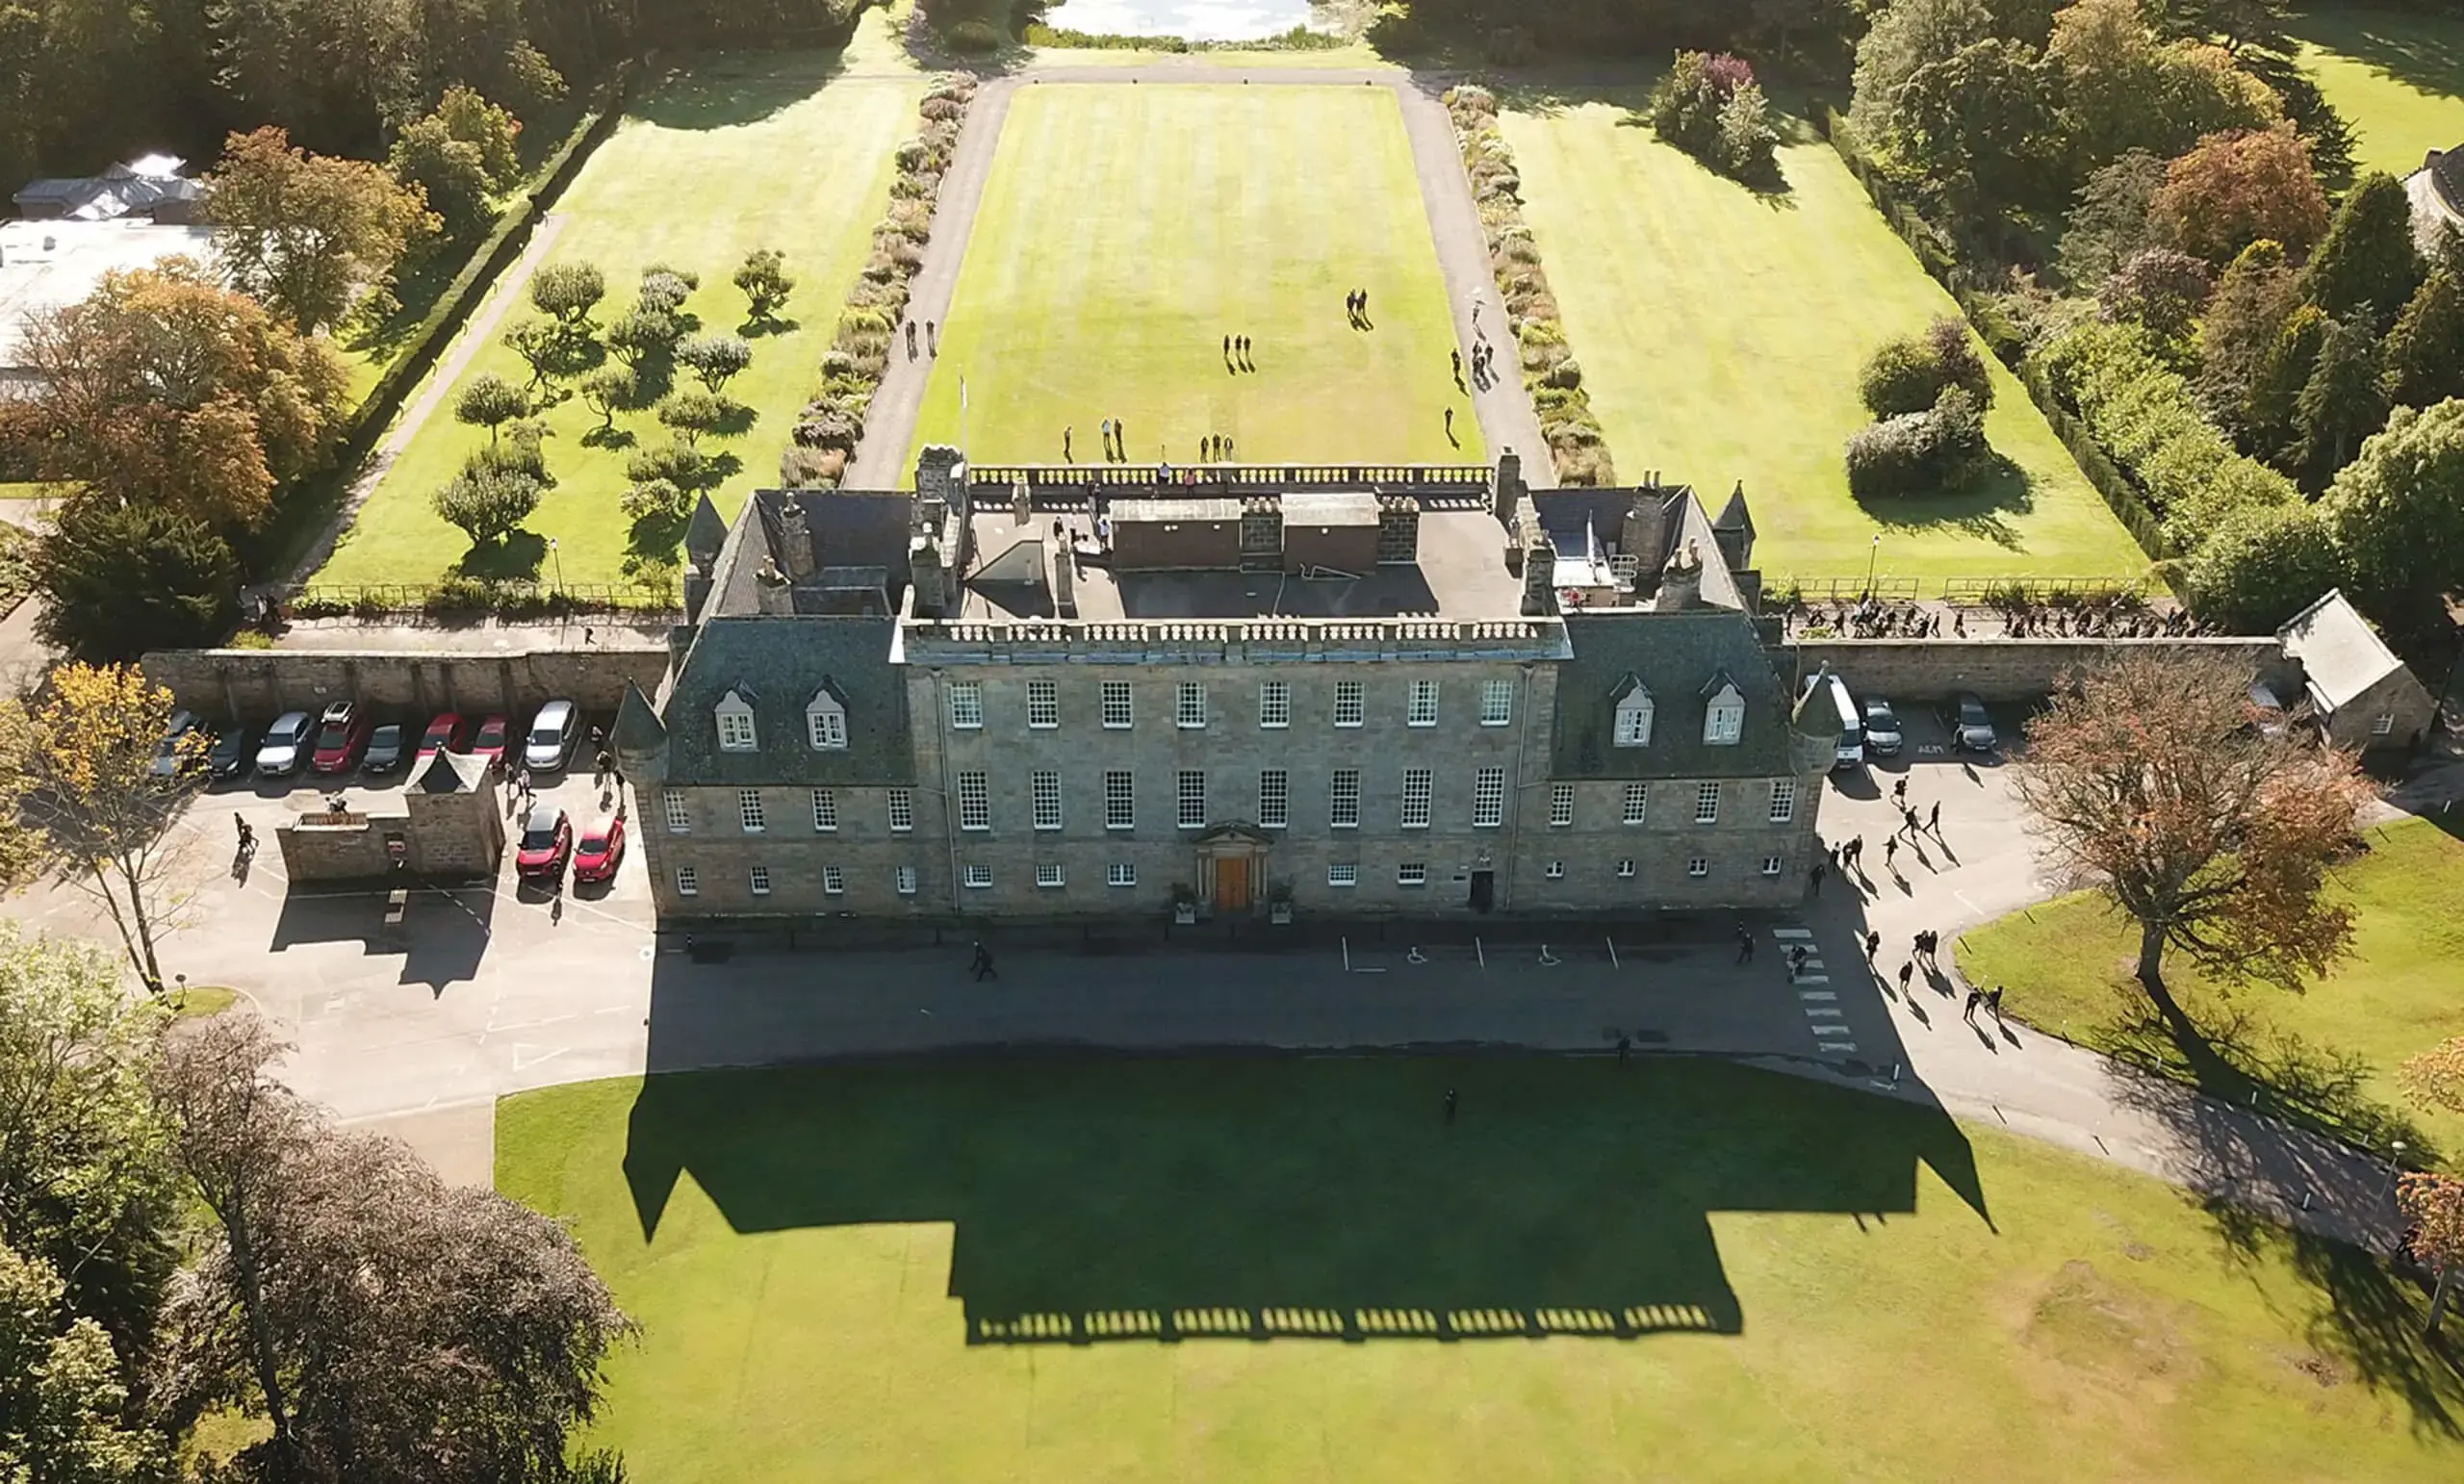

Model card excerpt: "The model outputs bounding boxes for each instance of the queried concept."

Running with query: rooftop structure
[0,217,217,384]
[13,155,201,222]
[2407,144,2464,256]
[2276,588,2437,752]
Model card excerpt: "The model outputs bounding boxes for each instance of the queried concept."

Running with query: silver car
[523,700,579,772]
[254,710,314,777]
[1954,692,1998,753]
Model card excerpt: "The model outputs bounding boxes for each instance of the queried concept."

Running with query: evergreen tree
[2295,310,2387,479]
[2383,269,2464,411]
[30,501,241,661]
[2198,239,2298,437]
[2299,172,2426,328]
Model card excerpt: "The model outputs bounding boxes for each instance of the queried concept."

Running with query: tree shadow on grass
[580,423,638,451]
[2288,8,2464,105]
[454,531,547,582]
[620,1054,1991,1343]
[627,507,689,564]
[624,45,866,132]
[711,401,761,439]
[1860,455,2034,550]
[738,316,802,341]
[2099,1001,2439,1165]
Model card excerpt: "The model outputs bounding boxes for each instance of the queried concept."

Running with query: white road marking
[1772,928,1814,940]
[1798,990,1837,1001]
[1818,1041,1859,1053]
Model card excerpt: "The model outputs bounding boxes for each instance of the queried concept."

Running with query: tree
[579,365,636,433]
[528,262,605,329]
[203,126,437,334]
[655,390,725,448]
[1885,37,2066,212]
[2295,310,2386,476]
[1648,52,1777,181]
[2151,125,2329,265]
[2235,46,2357,192]
[154,1016,633,1484]
[2398,1173,2464,1336]
[1858,317,1993,417]
[2177,501,2344,631]
[13,259,349,532]
[2401,1037,2464,1114]
[2198,238,2299,435]
[453,373,527,446]
[0,925,179,1360]
[431,467,543,549]
[603,307,676,371]
[626,441,708,495]
[2147,0,2294,55]
[2321,398,2464,626]
[2299,171,2426,328]
[432,84,522,187]
[676,333,752,396]
[2383,270,2464,411]
[387,115,493,241]
[18,665,207,992]
[503,318,566,392]
[2049,0,2278,166]
[30,501,243,662]
[0,1239,160,1483]
[734,248,795,325]
[2012,650,2374,1028]
[2246,300,2327,457]
[636,269,695,317]
[2061,150,2172,289]
[1848,0,1994,147]
[2099,246,2214,343]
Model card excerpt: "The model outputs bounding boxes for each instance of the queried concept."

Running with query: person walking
[1863,929,1881,962]
[1847,835,1864,870]
[1787,944,1809,981]
[1989,985,2006,1023]
[969,940,997,981]
[1809,857,1826,896]
[1100,418,1113,460]
[905,320,918,360]
[1892,777,1908,806]
[594,749,612,786]
[1223,333,1232,359]
[1063,425,1073,462]
[1451,347,1463,386]
[926,320,937,356]
[1735,923,1756,964]
[1963,987,1983,1024]
[515,765,532,803]
[1902,805,1921,840]
[1928,801,1942,837]
[234,812,253,855]
[1884,836,1899,869]
[1897,959,1915,997]
[1444,1088,1458,1123]
[1444,405,1455,441]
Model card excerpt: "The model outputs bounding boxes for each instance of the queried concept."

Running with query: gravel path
[285,213,571,585]
[844,68,1553,488]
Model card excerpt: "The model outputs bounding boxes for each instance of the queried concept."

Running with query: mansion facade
[612,448,1838,927]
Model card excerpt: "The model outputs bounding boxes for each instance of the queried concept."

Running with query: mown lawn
[907,84,1476,470]
[1500,96,2152,587]
[2295,6,2464,182]
[315,41,921,593]
[499,1057,2464,1484]
[1959,816,2464,1169]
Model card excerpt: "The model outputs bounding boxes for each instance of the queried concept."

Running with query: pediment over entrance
[1194,821,1272,848]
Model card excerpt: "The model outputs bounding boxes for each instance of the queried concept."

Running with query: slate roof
[611,680,668,756]
[413,748,487,794]
[1550,610,1795,780]
[1713,483,1755,541]
[658,615,913,786]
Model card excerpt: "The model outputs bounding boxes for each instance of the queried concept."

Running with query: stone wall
[141,646,672,723]
[1789,637,2292,704]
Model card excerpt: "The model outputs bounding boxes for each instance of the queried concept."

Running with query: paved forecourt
[900,81,1479,471]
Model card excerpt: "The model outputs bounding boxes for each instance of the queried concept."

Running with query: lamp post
[2380,1140,2410,1203]
[1864,533,1881,599]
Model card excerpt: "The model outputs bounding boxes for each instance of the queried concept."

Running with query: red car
[470,714,511,774]
[514,802,573,881]
[415,712,470,765]
[309,701,372,775]
[571,811,626,884]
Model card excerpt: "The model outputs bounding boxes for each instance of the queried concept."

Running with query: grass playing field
[2295,6,2464,182]
[1499,96,2152,588]
[1958,815,2464,1171]
[313,33,921,593]
[500,1057,2464,1483]
[905,84,1476,471]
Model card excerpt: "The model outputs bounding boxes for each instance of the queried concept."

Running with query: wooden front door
[1215,855,1250,911]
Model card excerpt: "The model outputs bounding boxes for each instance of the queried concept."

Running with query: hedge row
[783,73,979,488]
[1442,85,1616,487]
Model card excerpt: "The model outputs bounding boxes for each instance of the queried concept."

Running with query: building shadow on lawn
[620,1054,1990,1343]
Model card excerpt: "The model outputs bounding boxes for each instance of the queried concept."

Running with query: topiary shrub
[1845,387,1990,498]
[1545,357,1583,390]
[1858,317,1995,418]
[794,404,862,453]
[780,445,845,489]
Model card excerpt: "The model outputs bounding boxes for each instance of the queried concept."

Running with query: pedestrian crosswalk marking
[1773,928,1814,939]
[1798,990,1836,1001]
[1792,974,1830,985]
[1818,1041,1858,1053]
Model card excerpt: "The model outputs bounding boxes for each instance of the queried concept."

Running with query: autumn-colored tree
[16,664,207,991]
[2050,0,2278,166]
[13,259,349,531]
[204,125,438,333]
[2099,246,2214,343]
[2400,1036,2464,1114]
[2397,1173,2464,1335]
[153,1015,634,1484]
[2012,650,2374,1030]
[2151,125,2329,265]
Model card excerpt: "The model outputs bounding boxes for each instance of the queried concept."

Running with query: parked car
[309,701,372,775]
[207,724,257,780]
[470,714,511,774]
[523,700,579,772]
[361,721,409,775]
[1953,692,1998,753]
[514,802,573,881]
[571,812,627,884]
[415,712,470,766]
[254,711,315,778]
[150,708,204,779]
[1861,696,1904,757]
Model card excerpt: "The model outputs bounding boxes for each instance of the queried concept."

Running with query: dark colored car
[1861,696,1904,756]
[360,721,409,775]
[1954,692,1998,753]
[514,802,573,881]
[571,812,626,884]
[309,701,372,775]
[208,725,256,780]
[470,714,511,774]
[416,712,471,766]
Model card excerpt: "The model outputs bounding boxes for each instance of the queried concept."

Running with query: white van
[1805,672,1863,769]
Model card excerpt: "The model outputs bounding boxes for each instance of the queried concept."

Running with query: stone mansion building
[611,447,1839,928]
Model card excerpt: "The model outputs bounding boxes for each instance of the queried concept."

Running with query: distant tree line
[0,0,868,191]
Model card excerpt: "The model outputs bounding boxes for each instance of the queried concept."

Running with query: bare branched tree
[154,1016,633,1484]
[2012,651,2375,1032]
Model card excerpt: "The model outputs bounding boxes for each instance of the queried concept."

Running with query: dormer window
[1704,680,1744,746]
[806,685,848,751]
[715,689,757,752]
[1612,677,1655,748]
